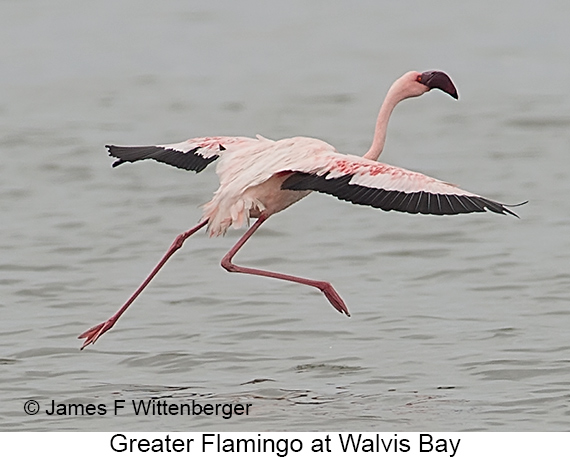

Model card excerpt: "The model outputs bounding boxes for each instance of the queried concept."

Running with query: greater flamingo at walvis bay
[79,70,523,349]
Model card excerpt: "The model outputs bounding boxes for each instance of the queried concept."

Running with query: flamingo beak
[418,71,459,100]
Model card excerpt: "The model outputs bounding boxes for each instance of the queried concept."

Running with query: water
[1,0,569,431]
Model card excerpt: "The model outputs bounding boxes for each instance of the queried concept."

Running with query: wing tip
[500,200,528,218]
[106,144,124,167]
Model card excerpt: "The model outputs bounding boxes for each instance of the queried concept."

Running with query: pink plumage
[79,70,522,349]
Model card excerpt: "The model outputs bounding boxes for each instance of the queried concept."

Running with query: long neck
[363,84,406,161]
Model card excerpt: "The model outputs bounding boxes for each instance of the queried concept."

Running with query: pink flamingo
[79,70,522,349]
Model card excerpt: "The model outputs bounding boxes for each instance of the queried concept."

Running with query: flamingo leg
[221,213,350,317]
[78,219,209,349]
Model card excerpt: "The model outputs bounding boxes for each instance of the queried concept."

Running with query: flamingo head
[389,71,458,103]
[417,70,458,99]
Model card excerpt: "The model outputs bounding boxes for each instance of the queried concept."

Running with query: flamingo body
[79,70,523,349]
[108,134,517,237]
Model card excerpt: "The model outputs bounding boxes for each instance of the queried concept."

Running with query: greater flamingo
[79,70,522,349]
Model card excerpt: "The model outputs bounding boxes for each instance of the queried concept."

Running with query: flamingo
[79,70,522,349]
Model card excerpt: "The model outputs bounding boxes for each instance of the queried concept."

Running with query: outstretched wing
[107,136,248,173]
[281,156,523,217]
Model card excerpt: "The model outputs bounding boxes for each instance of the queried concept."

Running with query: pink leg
[78,219,209,349]
[221,214,350,317]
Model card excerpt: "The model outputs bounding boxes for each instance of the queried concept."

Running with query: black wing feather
[107,145,219,173]
[282,172,522,217]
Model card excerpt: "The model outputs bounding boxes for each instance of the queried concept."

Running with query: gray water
[1,0,569,432]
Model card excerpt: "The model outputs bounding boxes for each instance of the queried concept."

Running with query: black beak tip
[420,70,459,100]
